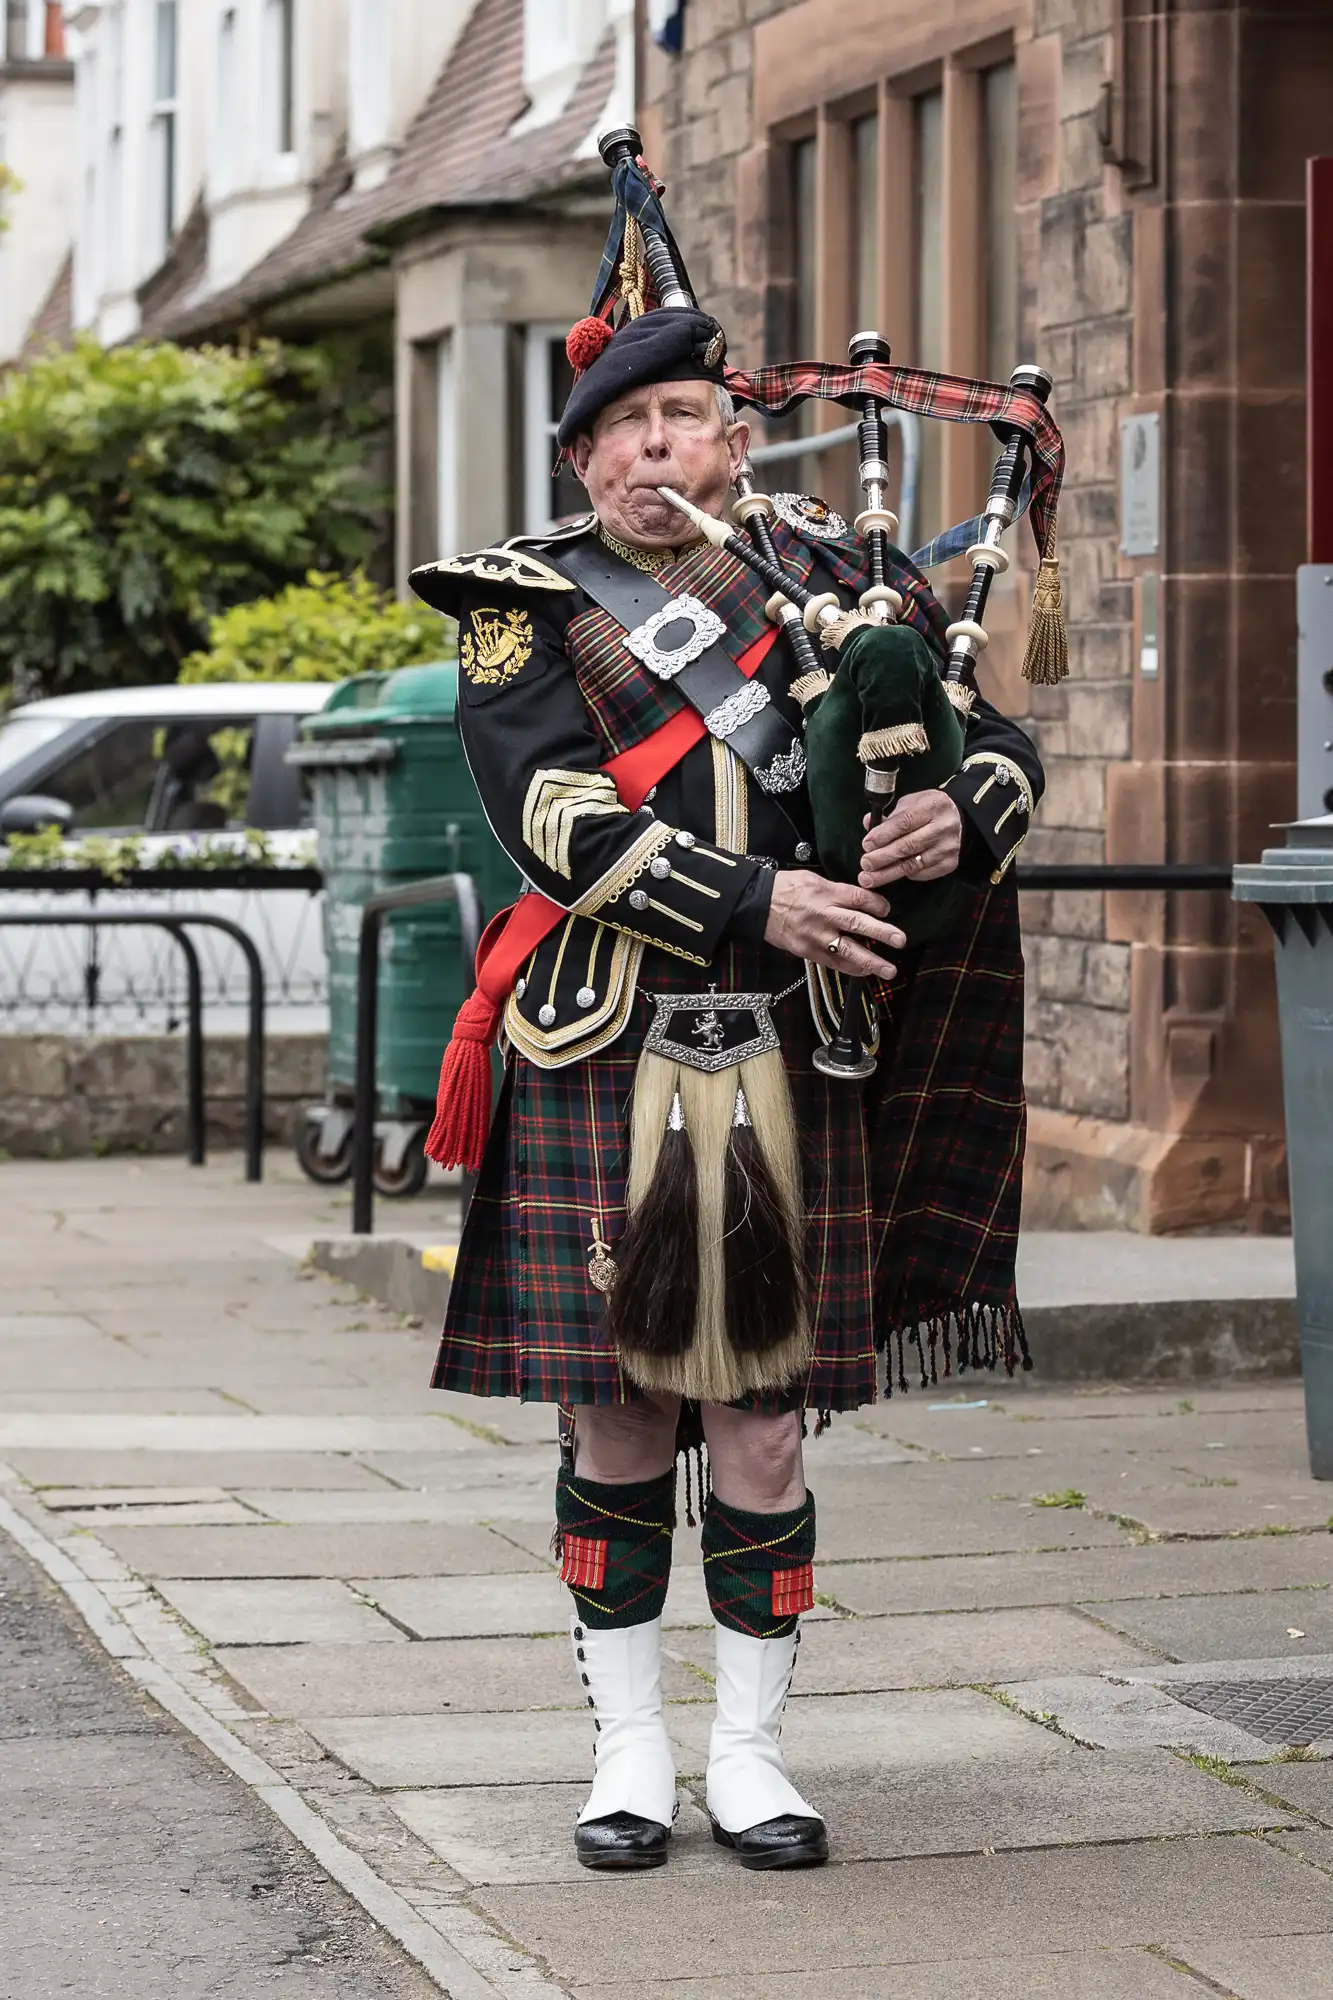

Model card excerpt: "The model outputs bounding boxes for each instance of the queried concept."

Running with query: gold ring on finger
[826,934,843,956]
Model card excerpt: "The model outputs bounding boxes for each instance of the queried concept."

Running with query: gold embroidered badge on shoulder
[430,545,576,592]
[461,607,534,688]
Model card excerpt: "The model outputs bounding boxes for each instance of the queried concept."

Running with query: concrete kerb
[306,1235,1301,1384]
[309,1235,456,1323]
[0,1488,562,2000]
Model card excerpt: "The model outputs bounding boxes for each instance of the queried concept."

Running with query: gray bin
[1234,816,1333,1478]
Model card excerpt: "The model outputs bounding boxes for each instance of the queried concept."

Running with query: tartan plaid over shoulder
[563,522,946,759]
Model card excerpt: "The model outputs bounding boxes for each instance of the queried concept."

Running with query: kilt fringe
[880,1304,1033,1397]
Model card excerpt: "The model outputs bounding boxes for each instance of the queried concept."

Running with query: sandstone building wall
[641,0,1333,1230]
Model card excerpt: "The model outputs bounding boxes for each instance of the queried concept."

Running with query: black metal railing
[1016,864,1234,890]
[0,911,267,1179]
[0,867,323,1029]
[351,873,483,1236]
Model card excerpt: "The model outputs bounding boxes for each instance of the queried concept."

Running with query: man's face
[571,379,750,550]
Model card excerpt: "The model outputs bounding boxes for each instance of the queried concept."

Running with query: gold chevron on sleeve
[521,768,628,879]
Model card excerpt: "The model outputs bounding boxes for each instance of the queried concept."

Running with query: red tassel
[423,987,502,1171]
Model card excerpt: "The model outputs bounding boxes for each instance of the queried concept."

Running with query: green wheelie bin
[289,661,520,1195]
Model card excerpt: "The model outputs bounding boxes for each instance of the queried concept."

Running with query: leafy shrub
[0,336,388,701]
[178,570,448,684]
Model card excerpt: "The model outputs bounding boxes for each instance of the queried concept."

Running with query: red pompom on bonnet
[566,315,615,373]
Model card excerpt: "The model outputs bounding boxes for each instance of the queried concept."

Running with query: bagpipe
[595,128,1066,1080]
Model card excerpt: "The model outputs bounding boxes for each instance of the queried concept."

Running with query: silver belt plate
[644,989,780,1074]
[625,595,727,680]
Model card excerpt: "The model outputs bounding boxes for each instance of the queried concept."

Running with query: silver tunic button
[644,785,657,803]
[995,766,1011,785]
[576,985,596,1009]
[537,1002,557,1027]
[629,889,649,911]
[794,841,813,862]
[649,855,671,880]
[674,830,696,849]
[515,977,527,999]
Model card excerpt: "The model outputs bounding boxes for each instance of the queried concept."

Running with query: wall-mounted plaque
[1120,412,1160,557]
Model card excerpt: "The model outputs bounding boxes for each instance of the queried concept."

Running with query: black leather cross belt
[556,536,808,799]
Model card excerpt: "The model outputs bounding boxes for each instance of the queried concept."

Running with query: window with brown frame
[771,48,1018,553]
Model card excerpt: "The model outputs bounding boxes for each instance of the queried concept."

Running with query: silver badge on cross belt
[754,742,806,794]
[625,594,727,680]
[644,988,781,1074]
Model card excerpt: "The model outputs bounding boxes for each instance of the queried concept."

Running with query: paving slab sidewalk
[311,1224,1301,1383]
[1,1155,1332,2000]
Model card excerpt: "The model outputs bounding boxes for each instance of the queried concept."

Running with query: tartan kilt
[435,933,879,1411]
[435,880,1030,1410]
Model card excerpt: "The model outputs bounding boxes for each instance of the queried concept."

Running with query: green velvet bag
[803,621,966,945]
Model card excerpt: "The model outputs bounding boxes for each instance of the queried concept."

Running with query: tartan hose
[556,1465,676,1630]
[702,1492,817,1639]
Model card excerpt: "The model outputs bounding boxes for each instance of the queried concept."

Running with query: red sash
[424,625,780,1169]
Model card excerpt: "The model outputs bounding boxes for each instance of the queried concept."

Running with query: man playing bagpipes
[409,131,1067,1875]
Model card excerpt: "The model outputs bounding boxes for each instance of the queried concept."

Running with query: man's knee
[575,1395,678,1481]
[706,1407,803,1507]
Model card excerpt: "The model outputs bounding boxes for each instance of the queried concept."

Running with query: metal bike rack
[0,909,268,1181]
[351,872,483,1236]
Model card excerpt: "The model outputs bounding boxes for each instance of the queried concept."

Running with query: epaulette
[506,516,597,553]
[414,542,576,594]
[410,523,600,619]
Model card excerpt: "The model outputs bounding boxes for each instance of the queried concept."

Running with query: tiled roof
[19,248,72,359]
[153,0,616,338]
[368,0,614,235]
[137,193,209,336]
[154,156,389,339]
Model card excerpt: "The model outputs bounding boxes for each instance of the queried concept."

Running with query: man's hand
[859,790,962,889]
[764,870,906,979]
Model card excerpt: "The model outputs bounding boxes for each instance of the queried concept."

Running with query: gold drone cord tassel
[619,216,648,320]
[1022,521,1069,685]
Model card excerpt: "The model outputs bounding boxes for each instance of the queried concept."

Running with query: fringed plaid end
[771,1563,816,1619]
[880,1305,1032,1397]
[559,1534,609,1593]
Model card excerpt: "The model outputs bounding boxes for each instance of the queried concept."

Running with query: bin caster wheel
[372,1128,429,1199]
[296,1117,354,1185]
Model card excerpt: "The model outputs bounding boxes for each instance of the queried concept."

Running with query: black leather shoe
[576,1811,671,1870]
[710,1813,829,1870]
